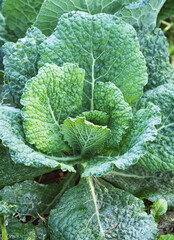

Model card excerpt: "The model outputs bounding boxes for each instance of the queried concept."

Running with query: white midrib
[47,97,60,129]
[87,177,106,239]
[91,54,95,111]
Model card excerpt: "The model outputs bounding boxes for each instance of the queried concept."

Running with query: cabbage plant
[0,0,173,239]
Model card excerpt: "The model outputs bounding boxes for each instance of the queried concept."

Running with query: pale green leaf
[94,81,132,148]
[151,199,168,222]
[21,63,85,154]
[2,27,46,106]
[48,178,158,240]
[103,164,174,210]
[137,84,174,171]
[158,234,174,240]
[34,0,143,36]
[116,0,166,32]
[39,12,147,108]
[62,117,110,156]
[82,103,161,177]
[2,0,44,39]
[0,106,76,172]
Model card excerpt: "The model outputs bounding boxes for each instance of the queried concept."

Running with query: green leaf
[62,117,110,157]
[0,180,61,221]
[138,28,174,90]
[39,12,147,108]
[2,0,44,39]
[158,0,174,21]
[103,164,174,210]
[0,144,60,188]
[82,103,161,177]
[94,81,132,148]
[158,234,174,240]
[48,178,158,239]
[80,110,109,126]
[116,0,166,32]
[34,0,144,36]
[137,84,174,171]
[151,199,168,222]
[2,27,46,106]
[21,63,85,154]
[0,106,76,172]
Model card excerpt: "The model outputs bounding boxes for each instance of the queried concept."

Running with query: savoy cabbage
[0,0,173,239]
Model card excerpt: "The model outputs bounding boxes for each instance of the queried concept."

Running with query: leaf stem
[0,217,8,240]
[41,153,82,162]
[87,177,105,239]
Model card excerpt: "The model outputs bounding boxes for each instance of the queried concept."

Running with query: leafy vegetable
[158,234,174,240]
[49,178,158,240]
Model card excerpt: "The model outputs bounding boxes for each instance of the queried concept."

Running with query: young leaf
[34,0,146,36]
[2,27,46,105]
[158,235,174,240]
[39,12,147,108]
[103,164,174,210]
[94,81,132,148]
[82,103,161,177]
[21,63,85,154]
[151,199,168,223]
[48,178,158,239]
[62,117,110,156]
[137,84,174,171]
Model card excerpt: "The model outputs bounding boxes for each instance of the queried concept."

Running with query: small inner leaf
[62,117,110,157]
[80,110,109,126]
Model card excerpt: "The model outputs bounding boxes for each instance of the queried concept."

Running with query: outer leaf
[103,165,174,210]
[0,106,76,172]
[1,218,47,240]
[49,178,158,240]
[82,103,161,177]
[34,0,144,36]
[39,12,147,108]
[0,144,57,188]
[21,63,85,154]
[138,28,174,90]
[2,27,46,105]
[116,0,166,32]
[0,180,61,221]
[94,81,132,148]
[137,84,174,171]
[62,117,110,156]
[2,0,44,39]
[158,0,174,21]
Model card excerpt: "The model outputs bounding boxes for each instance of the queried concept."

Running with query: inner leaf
[21,63,85,154]
[80,110,109,126]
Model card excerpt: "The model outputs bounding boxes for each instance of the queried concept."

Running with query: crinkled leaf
[49,178,158,240]
[1,218,47,240]
[2,0,44,39]
[34,0,144,36]
[80,110,109,126]
[138,28,174,90]
[116,0,166,32]
[94,81,132,148]
[39,12,147,108]
[0,106,76,172]
[82,103,161,177]
[137,84,174,171]
[103,164,174,210]
[62,117,110,156]
[2,27,46,105]
[0,144,58,188]
[0,180,61,221]
[21,63,85,154]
